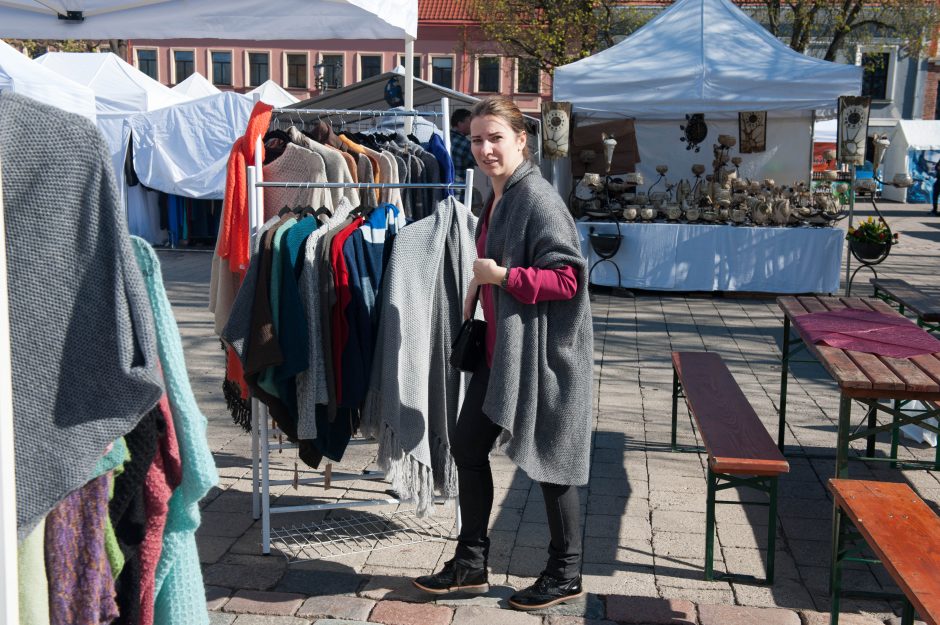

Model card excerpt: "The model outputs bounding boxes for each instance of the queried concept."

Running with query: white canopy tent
[0,5,418,617]
[553,0,861,187]
[171,72,220,99]
[882,120,940,203]
[247,79,299,107]
[0,39,96,121]
[126,91,254,201]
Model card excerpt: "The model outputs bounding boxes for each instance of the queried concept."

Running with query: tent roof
[35,52,188,114]
[553,0,862,119]
[0,0,416,40]
[0,39,96,121]
[292,69,478,113]
[891,120,940,151]
[172,72,220,99]
[247,80,300,107]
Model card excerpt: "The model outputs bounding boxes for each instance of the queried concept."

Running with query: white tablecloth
[577,221,844,293]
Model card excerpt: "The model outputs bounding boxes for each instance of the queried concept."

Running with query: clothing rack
[245,101,472,557]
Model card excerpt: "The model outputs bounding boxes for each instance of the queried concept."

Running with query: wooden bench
[829,479,940,625]
[671,352,790,584]
[871,278,940,333]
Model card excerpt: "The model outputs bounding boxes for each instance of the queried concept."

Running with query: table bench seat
[671,351,789,584]
[871,278,940,325]
[829,479,940,625]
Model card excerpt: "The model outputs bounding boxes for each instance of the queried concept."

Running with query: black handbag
[450,286,487,373]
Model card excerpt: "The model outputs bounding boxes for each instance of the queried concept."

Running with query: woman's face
[470,115,526,182]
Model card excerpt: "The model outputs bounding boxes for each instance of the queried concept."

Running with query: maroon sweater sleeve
[504,265,578,305]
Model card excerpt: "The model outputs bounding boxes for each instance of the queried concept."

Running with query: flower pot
[850,240,888,261]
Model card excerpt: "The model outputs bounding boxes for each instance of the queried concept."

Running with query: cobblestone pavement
[158,201,940,625]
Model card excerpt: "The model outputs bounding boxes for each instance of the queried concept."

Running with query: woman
[413,96,594,611]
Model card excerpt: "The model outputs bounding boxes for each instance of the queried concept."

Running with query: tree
[467,0,653,75]
[736,0,937,62]
[2,38,127,60]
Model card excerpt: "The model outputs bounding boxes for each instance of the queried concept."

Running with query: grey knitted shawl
[483,160,594,486]
[0,92,164,539]
[361,197,476,515]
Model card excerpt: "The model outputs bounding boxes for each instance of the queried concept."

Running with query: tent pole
[0,149,21,625]
[404,37,415,135]
[844,163,856,295]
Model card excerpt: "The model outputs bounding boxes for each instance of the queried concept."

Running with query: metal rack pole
[0,152,20,625]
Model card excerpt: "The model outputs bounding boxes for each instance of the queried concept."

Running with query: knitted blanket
[361,197,476,515]
[0,92,164,540]
[481,160,594,486]
[132,237,218,625]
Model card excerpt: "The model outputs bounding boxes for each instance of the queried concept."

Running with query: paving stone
[884,617,929,625]
[651,510,706,535]
[230,616,311,625]
[224,590,306,616]
[310,620,381,625]
[368,599,453,625]
[698,604,800,625]
[731,578,814,609]
[199,510,258,538]
[274,560,366,596]
[201,535,241,564]
[296,596,376,621]
[203,561,287,591]
[801,610,883,625]
[209,612,238,625]
[604,596,696,624]
[451,605,542,625]
[207,585,233,610]
[434,584,515,608]
[544,616,616,625]
[358,574,437,603]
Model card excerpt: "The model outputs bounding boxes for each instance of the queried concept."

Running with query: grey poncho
[483,160,594,486]
[361,196,477,515]
[0,92,164,539]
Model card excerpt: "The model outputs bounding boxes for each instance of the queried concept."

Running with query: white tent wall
[0,40,96,121]
[172,72,221,98]
[127,91,255,200]
[882,120,940,203]
[634,114,814,191]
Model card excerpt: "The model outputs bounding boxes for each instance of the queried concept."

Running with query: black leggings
[449,365,583,579]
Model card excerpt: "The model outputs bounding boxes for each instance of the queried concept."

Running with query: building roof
[419,0,476,23]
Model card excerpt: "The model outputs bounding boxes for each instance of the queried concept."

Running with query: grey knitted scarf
[0,92,164,540]
[482,160,594,486]
[361,196,477,515]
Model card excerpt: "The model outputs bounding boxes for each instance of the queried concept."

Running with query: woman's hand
[463,279,479,320]
[473,258,508,286]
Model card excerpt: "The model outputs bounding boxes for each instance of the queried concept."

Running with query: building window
[173,50,194,83]
[517,58,540,94]
[319,54,344,90]
[286,53,307,89]
[248,52,269,87]
[431,56,453,89]
[359,55,382,80]
[211,51,232,86]
[398,54,421,78]
[477,57,500,93]
[860,51,890,100]
[136,49,158,80]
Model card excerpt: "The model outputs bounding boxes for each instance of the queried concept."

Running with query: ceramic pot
[685,207,700,222]
[622,206,638,221]
[665,204,682,221]
[639,206,656,221]
[731,208,747,224]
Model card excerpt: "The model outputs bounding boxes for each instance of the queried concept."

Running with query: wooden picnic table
[776,295,940,477]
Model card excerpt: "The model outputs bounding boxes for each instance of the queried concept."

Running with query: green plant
[846,216,898,245]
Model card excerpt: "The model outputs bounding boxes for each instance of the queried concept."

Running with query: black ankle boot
[413,558,489,595]
[508,573,584,610]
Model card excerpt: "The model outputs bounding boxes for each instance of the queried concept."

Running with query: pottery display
[731,208,747,224]
[665,204,683,221]
[685,207,701,222]
[622,205,638,221]
[639,206,656,221]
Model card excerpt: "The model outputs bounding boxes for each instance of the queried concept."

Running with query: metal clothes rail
[245,101,470,557]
